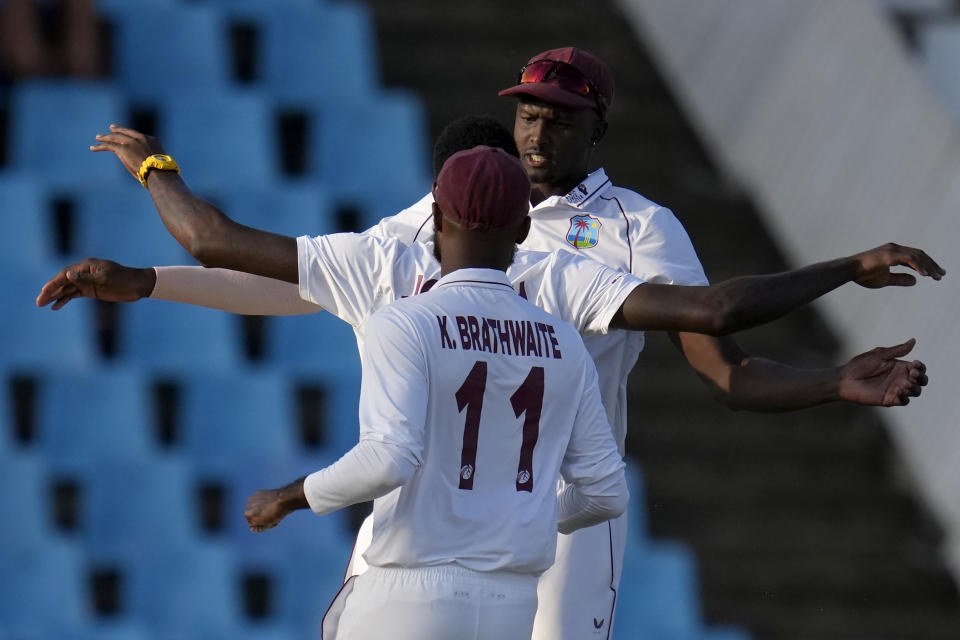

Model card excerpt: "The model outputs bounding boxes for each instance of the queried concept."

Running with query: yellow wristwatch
[138,154,180,188]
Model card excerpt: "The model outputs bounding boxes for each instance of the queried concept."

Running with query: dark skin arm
[610,245,943,336]
[670,332,927,410]
[244,476,309,532]
[91,125,298,283]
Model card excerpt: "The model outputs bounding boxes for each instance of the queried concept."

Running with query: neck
[439,231,517,277]
[529,172,589,206]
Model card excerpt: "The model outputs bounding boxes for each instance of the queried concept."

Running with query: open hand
[245,489,292,533]
[36,258,156,310]
[837,339,928,406]
[852,243,945,288]
[90,124,167,183]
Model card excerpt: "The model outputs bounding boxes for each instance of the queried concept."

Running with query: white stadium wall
[616,0,960,577]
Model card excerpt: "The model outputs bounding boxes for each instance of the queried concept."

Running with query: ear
[515,215,531,244]
[432,201,443,233]
[591,119,608,144]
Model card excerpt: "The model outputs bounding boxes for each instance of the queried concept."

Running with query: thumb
[874,338,916,360]
[885,273,917,287]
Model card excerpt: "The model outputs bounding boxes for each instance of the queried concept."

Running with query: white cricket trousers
[330,564,538,640]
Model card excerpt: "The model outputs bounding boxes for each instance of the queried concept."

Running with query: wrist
[141,267,158,298]
[138,154,180,188]
[826,365,847,403]
[278,477,309,512]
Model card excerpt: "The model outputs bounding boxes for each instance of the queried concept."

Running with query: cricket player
[40,66,943,638]
[242,146,630,640]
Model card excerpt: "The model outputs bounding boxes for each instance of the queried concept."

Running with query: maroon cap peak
[498,47,614,116]
[433,146,531,231]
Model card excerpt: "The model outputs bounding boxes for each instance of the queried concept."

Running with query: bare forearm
[722,357,841,411]
[618,258,857,334]
[147,172,298,283]
[674,332,843,412]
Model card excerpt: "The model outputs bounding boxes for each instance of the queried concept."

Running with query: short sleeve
[297,233,404,326]
[539,252,645,335]
[632,206,709,286]
[356,306,429,462]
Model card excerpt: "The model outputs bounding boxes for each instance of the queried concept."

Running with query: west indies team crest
[566,214,602,249]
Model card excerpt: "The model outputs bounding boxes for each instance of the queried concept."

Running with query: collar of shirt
[434,268,515,292]
[531,167,612,212]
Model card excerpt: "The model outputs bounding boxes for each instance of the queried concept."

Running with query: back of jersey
[358,269,619,575]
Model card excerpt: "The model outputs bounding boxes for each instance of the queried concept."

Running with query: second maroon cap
[433,145,531,231]
[498,47,615,116]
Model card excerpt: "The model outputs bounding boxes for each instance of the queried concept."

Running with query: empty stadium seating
[8,81,128,188]
[108,3,231,104]
[1,263,96,370]
[0,173,59,266]
[158,89,280,190]
[71,182,194,266]
[0,0,756,636]
[35,366,155,468]
[116,299,245,373]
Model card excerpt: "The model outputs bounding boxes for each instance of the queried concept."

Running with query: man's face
[513,99,598,190]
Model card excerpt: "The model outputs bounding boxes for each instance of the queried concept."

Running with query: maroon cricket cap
[498,47,614,116]
[433,145,531,231]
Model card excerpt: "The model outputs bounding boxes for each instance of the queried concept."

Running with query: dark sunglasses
[517,59,606,112]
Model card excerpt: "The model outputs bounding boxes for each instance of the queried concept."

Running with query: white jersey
[363,168,708,451]
[297,235,644,451]
[353,268,626,574]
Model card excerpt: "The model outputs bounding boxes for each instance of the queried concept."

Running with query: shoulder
[597,184,671,223]
[362,193,435,245]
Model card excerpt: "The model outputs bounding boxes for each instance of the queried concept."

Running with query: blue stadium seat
[310,90,430,193]
[266,312,361,376]
[8,81,128,188]
[116,299,245,373]
[0,173,58,266]
[614,542,703,640]
[0,263,96,370]
[81,455,201,561]
[220,1,378,107]
[127,540,244,636]
[159,89,280,191]
[625,458,650,543]
[218,182,337,238]
[0,453,51,545]
[35,366,155,468]
[109,3,231,103]
[0,375,13,457]
[223,451,352,564]
[180,368,299,472]
[65,621,153,640]
[203,623,301,640]
[72,182,194,266]
[0,538,88,634]
[270,542,352,635]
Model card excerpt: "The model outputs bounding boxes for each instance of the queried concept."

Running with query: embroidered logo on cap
[566,214,602,249]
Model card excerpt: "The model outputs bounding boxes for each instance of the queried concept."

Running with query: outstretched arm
[611,243,944,335]
[673,332,927,411]
[36,258,320,315]
[90,125,298,282]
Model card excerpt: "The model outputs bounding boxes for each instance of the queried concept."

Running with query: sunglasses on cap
[517,59,606,113]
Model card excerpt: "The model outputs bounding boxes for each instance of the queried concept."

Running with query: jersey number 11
[455,361,544,493]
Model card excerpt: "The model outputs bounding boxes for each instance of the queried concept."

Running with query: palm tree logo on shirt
[566,214,602,249]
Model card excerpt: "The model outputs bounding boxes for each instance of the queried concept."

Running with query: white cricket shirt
[297,234,643,382]
[305,268,627,574]
[363,168,708,452]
